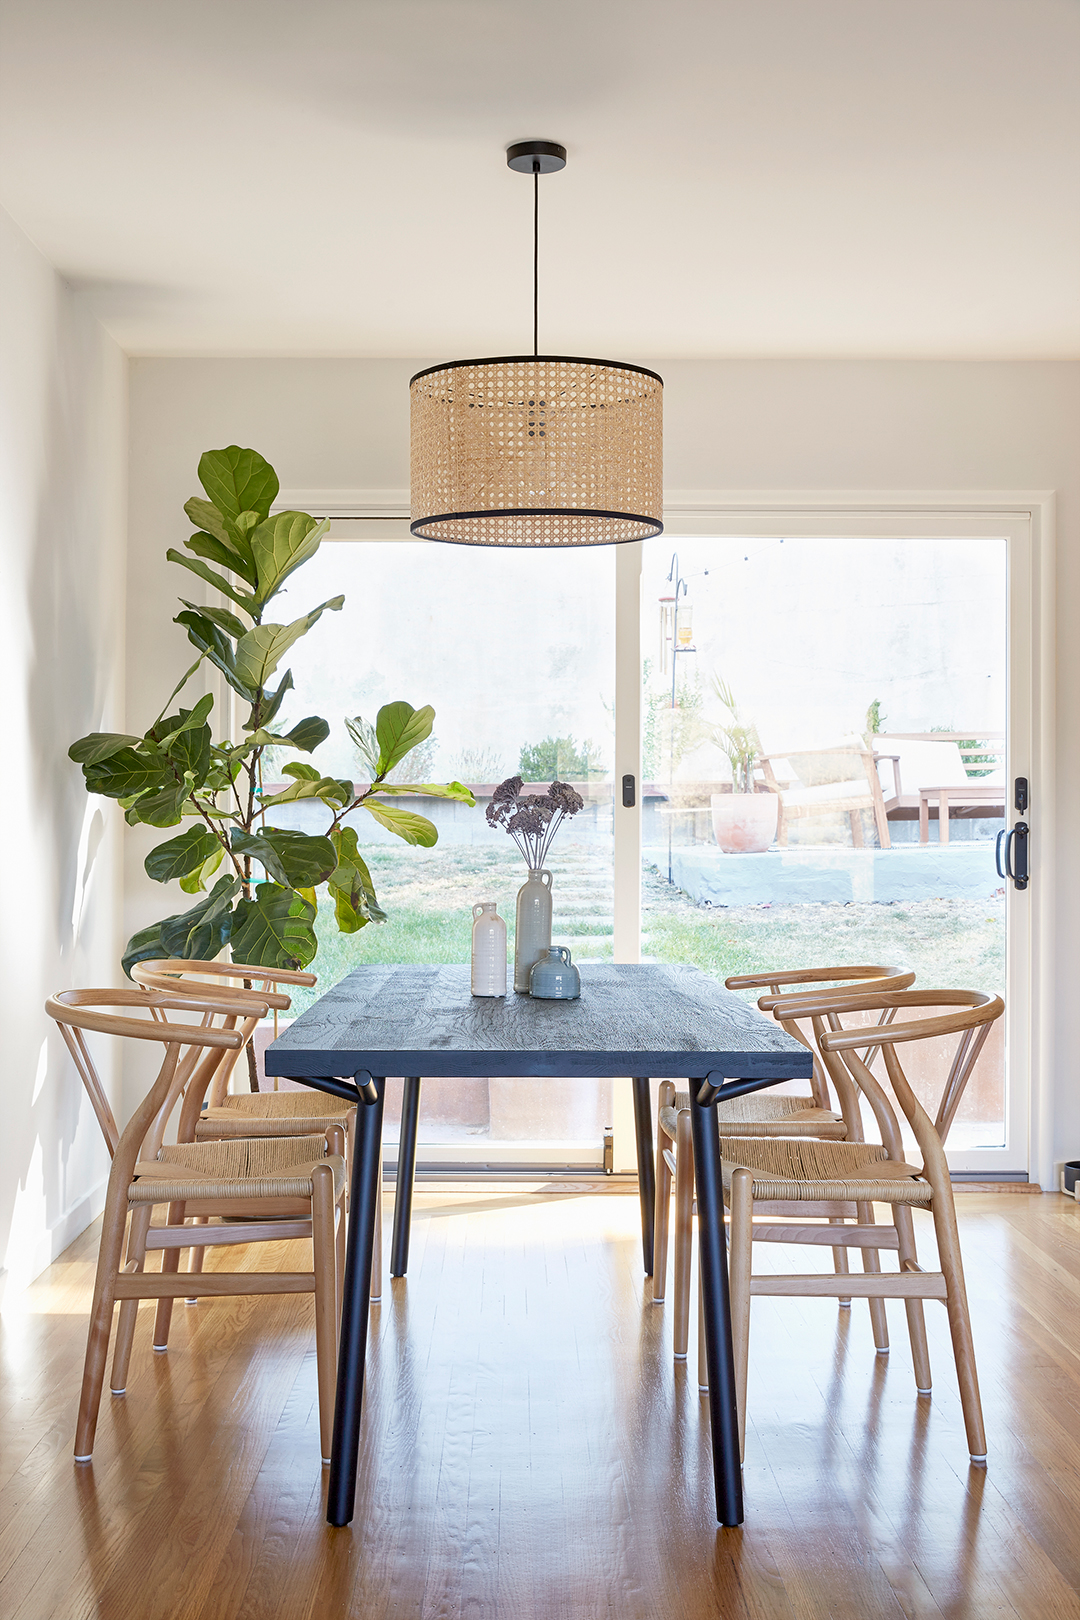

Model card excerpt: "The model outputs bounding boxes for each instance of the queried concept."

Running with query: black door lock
[621,774,636,808]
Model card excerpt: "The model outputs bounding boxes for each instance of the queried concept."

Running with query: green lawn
[290,844,1004,1013]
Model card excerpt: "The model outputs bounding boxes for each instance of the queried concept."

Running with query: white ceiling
[1,0,1078,358]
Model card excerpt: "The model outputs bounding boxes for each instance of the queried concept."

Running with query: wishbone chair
[46,988,347,1465]
[652,963,915,1362]
[721,988,1004,1464]
[131,958,380,1312]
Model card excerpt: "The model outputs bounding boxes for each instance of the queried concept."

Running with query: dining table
[264,961,813,1528]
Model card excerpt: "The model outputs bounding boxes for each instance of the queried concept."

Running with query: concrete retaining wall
[645,842,1002,906]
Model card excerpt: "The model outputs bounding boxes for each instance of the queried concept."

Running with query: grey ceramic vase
[513,868,552,993]
[529,945,581,1000]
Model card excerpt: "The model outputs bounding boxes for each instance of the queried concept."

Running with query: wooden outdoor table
[264,962,813,1529]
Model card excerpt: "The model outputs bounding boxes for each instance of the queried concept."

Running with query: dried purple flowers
[486,776,585,868]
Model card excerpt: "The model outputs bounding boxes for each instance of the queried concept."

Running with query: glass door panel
[263,539,615,1169]
[639,535,1009,1159]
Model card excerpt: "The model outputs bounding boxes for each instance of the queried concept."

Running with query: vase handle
[540,869,552,889]
[473,904,485,920]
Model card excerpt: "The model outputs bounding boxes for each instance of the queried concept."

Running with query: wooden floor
[3,1189,1080,1619]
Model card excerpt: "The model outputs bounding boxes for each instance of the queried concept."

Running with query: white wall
[126,356,1080,1174]
[0,206,127,1297]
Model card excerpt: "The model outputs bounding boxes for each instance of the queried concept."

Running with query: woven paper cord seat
[719,1135,932,1207]
[196,1092,355,1139]
[663,1090,847,1141]
[130,1133,347,1205]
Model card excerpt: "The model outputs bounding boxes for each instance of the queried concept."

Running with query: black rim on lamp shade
[409,143,664,549]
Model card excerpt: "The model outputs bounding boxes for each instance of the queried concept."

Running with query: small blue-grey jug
[529,945,581,1000]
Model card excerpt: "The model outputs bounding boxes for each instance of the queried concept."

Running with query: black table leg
[631,1076,655,1276]
[391,1076,421,1277]
[327,1075,385,1527]
[690,1089,744,1527]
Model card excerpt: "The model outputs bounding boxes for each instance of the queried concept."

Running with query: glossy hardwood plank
[3,1193,1080,1618]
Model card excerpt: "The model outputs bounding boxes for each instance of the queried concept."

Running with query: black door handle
[997,823,1029,890]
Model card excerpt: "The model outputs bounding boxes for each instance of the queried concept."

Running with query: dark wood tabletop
[264,961,812,1081]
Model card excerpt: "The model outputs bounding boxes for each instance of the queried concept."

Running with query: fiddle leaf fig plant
[69,445,475,978]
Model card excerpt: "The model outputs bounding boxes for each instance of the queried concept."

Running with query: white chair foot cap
[673,1351,687,1361]
[322,1457,332,1466]
[651,1294,665,1305]
[110,1388,125,1396]
[970,1454,988,1466]
[698,1384,709,1395]
[876,1347,890,1356]
[74,1454,93,1463]
[838,1301,852,1309]
[152,1343,168,1353]
[185,1297,198,1305]
[917,1386,933,1395]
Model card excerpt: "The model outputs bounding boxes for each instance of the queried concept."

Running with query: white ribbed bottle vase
[513,868,553,993]
[471,902,507,997]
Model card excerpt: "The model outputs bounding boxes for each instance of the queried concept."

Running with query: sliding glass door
[248,516,1033,1178]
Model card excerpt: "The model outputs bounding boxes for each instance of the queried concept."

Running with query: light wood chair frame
[47,988,347,1465]
[720,988,1003,1464]
[131,959,380,1307]
[652,964,915,1357]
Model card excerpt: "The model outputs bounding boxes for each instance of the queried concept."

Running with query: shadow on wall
[0,263,125,1299]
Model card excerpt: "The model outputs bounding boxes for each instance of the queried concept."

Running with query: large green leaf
[250,512,329,606]
[244,716,329,754]
[148,702,213,783]
[183,496,258,582]
[231,828,336,888]
[144,825,222,884]
[259,772,353,809]
[179,599,248,641]
[373,780,476,804]
[184,530,251,578]
[229,882,317,969]
[68,732,143,766]
[175,611,258,701]
[179,845,224,894]
[124,774,194,828]
[166,548,257,613]
[375,702,435,777]
[121,874,239,977]
[244,670,293,732]
[198,447,279,523]
[150,691,213,742]
[282,716,330,753]
[232,597,344,691]
[159,874,239,962]
[84,747,174,801]
[345,714,379,777]
[328,826,386,933]
[361,800,438,846]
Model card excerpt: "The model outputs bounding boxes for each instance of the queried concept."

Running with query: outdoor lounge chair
[757,738,892,849]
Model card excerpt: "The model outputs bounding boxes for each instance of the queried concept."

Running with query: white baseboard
[0,1178,109,1307]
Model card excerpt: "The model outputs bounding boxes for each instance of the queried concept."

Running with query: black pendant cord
[533,160,540,357]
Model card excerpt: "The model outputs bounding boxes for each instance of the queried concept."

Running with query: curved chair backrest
[778,987,1004,1158]
[47,986,267,1159]
[726,965,915,1113]
[131,959,316,1107]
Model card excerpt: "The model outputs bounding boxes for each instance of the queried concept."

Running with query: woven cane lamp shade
[409,143,664,548]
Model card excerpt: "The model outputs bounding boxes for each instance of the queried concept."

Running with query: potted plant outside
[706,677,778,853]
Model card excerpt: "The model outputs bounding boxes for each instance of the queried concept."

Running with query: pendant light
[410,141,663,547]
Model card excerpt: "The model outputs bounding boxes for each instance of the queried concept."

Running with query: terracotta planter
[710,792,778,853]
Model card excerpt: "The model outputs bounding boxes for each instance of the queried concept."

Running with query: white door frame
[610,490,1055,1186]
[279,486,1056,1188]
